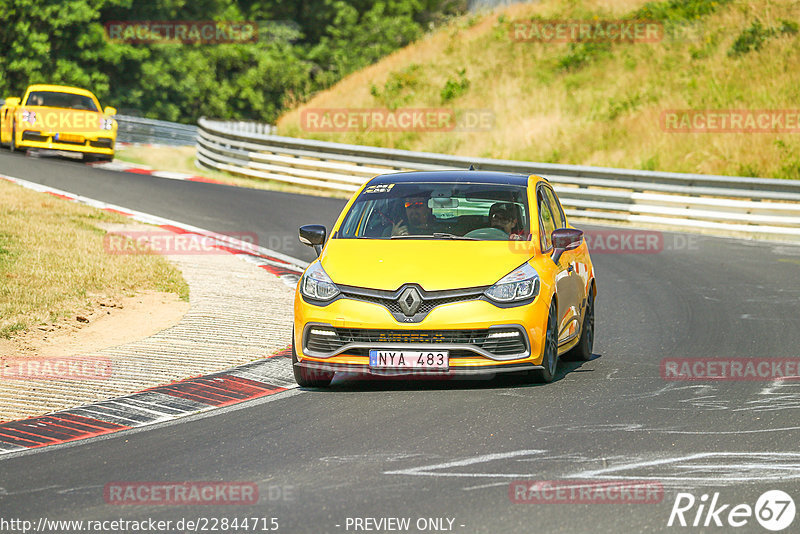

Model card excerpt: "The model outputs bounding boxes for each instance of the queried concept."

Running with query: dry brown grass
[0,179,188,338]
[277,0,800,180]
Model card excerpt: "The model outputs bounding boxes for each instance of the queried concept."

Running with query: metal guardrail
[196,117,800,239]
[116,115,197,146]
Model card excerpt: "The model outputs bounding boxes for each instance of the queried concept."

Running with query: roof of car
[25,84,97,98]
[368,170,534,187]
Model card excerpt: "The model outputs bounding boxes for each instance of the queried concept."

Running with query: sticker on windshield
[364,184,395,194]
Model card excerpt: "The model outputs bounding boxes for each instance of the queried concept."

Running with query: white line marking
[462,482,509,491]
[384,450,546,478]
[570,452,800,483]
[0,173,308,270]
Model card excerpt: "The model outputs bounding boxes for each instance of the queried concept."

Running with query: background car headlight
[300,262,340,301]
[484,262,540,303]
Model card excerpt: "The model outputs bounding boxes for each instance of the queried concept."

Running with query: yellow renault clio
[293,170,596,387]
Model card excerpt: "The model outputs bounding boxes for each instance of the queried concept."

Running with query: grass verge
[0,179,189,338]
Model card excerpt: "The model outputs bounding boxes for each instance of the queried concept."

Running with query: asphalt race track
[2,150,800,533]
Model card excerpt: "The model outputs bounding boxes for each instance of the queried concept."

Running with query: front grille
[346,293,478,315]
[305,327,528,359]
[56,137,85,145]
[338,284,486,323]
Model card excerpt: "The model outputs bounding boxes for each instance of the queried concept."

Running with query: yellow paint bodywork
[1,84,117,158]
[293,175,595,374]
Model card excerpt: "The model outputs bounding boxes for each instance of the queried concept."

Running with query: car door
[538,185,584,347]
[544,185,591,316]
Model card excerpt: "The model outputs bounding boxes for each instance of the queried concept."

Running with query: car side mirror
[551,228,584,265]
[4,97,20,107]
[299,224,327,256]
[103,106,117,115]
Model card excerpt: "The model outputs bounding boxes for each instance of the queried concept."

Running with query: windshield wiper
[390,233,477,240]
[390,234,432,239]
[432,232,478,240]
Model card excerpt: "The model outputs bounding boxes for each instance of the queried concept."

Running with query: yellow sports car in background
[1,84,117,162]
[293,170,597,387]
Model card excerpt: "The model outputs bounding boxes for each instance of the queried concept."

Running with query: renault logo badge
[398,287,422,316]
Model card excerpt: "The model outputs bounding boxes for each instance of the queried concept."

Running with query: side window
[542,187,566,229]
[537,190,556,251]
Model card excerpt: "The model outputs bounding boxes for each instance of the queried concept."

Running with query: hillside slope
[277,0,800,179]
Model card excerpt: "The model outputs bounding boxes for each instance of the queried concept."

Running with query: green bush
[729,18,797,57]
[440,68,469,102]
[370,64,424,109]
[0,0,465,124]
[635,0,732,22]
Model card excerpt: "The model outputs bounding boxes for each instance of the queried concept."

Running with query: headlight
[21,110,36,124]
[300,262,340,301]
[484,262,540,303]
[100,118,114,130]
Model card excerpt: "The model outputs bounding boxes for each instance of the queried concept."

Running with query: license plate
[56,133,84,143]
[369,350,449,370]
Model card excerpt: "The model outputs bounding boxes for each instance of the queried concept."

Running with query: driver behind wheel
[391,194,445,236]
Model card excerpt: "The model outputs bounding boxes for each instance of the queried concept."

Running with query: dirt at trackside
[0,291,189,360]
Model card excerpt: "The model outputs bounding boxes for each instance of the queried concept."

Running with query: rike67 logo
[668,490,795,531]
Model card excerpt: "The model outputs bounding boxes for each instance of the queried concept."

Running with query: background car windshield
[24,91,98,111]
[338,182,529,240]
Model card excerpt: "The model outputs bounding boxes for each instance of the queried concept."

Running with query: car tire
[564,291,594,362]
[292,342,334,388]
[9,124,16,152]
[531,302,558,383]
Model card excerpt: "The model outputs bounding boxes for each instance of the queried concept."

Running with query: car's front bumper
[294,359,544,378]
[18,130,115,155]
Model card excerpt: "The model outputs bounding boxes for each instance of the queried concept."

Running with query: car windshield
[24,91,98,111]
[337,181,530,240]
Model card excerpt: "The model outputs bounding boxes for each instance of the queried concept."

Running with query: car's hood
[319,238,532,291]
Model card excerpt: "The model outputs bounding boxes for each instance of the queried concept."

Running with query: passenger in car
[489,202,523,239]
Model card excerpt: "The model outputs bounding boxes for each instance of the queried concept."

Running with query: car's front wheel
[292,343,334,388]
[531,302,558,383]
[564,290,594,362]
[9,124,16,152]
